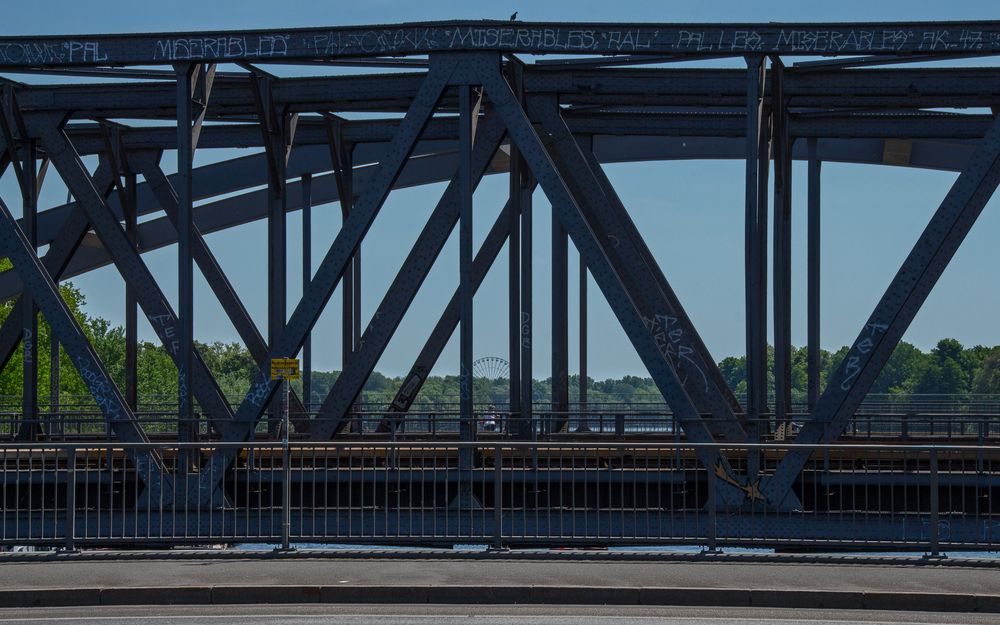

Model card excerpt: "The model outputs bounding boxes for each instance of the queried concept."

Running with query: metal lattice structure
[0,21,999,540]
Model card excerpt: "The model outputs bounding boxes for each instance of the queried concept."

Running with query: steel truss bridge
[0,20,999,549]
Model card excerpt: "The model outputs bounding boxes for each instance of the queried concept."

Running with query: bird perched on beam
[510,11,518,21]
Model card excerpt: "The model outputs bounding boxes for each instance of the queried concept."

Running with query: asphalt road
[0,605,996,625]
[3,557,999,595]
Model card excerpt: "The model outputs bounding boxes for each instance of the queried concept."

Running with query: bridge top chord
[1,20,1000,67]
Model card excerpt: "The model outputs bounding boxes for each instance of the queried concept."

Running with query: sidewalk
[0,552,998,612]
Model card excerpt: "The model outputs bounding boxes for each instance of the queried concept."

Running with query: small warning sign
[270,357,300,380]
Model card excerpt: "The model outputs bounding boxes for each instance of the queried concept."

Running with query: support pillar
[175,64,196,450]
[551,211,569,434]
[744,55,768,437]
[20,140,38,441]
[458,84,475,474]
[519,169,534,440]
[744,56,769,482]
[124,172,138,412]
[266,111,288,439]
[49,330,59,437]
[578,253,589,432]
[772,60,792,430]
[807,138,822,412]
[51,186,66,436]
[339,146,358,432]
[302,173,312,413]
[508,143,521,433]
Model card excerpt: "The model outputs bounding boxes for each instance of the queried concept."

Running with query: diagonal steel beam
[191,55,458,505]
[472,54,744,499]
[31,116,238,436]
[307,113,506,439]
[0,191,168,496]
[132,153,310,430]
[530,97,746,441]
[377,185,535,432]
[0,161,113,372]
[579,146,745,420]
[762,113,1000,509]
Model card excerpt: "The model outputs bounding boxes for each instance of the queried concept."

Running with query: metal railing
[0,440,996,553]
[4,410,1000,443]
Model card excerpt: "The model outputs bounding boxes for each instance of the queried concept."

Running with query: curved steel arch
[0,133,977,301]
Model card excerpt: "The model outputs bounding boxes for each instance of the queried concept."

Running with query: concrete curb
[0,585,995,613]
[2,550,997,569]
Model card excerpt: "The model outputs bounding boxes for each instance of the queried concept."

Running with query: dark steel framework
[0,20,998,513]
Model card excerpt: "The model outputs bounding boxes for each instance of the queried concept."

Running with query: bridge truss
[0,21,999,544]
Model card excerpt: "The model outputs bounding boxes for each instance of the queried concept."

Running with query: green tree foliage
[1,265,997,407]
[973,348,1000,394]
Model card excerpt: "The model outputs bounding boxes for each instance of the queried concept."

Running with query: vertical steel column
[301,173,312,413]
[507,63,524,436]
[807,138,822,411]
[339,146,356,431]
[772,60,792,430]
[508,144,522,430]
[20,140,38,440]
[175,64,196,450]
[124,172,138,412]
[519,168,534,440]
[458,85,475,471]
[49,329,59,436]
[551,206,569,434]
[268,114,288,439]
[578,253,589,432]
[51,174,62,432]
[576,135,591,434]
[744,55,767,439]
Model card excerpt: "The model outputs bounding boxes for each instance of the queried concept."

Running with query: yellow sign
[270,357,300,380]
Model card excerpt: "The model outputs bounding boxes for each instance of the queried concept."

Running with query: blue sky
[2,1,999,379]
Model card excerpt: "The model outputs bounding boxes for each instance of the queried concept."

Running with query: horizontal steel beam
[10,67,1000,118]
[1,21,998,67]
[54,113,996,156]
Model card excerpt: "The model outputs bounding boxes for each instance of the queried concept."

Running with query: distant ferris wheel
[472,356,509,381]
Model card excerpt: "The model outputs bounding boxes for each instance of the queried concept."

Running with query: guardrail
[0,441,996,553]
[3,411,1000,442]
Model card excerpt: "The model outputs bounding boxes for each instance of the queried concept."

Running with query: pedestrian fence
[0,441,997,553]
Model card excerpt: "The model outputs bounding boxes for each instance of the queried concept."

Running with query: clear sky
[2,1,999,380]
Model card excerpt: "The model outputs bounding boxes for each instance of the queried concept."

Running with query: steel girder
[2,112,985,259]
[465,52,748,502]
[54,113,999,158]
[744,56,769,448]
[0,133,984,310]
[29,116,239,436]
[10,68,1000,122]
[806,139,822,410]
[375,188,534,432]
[771,61,793,430]
[762,112,1000,509]
[176,63,196,451]
[0,142,168,498]
[16,140,453,260]
[457,84,476,469]
[191,54,460,505]
[132,154,311,428]
[0,161,111,373]
[579,144,746,420]
[306,113,506,439]
[528,96,746,442]
[1,22,997,67]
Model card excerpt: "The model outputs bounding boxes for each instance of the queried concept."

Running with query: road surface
[0,604,996,625]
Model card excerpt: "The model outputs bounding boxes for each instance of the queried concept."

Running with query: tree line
[3,268,1000,409]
